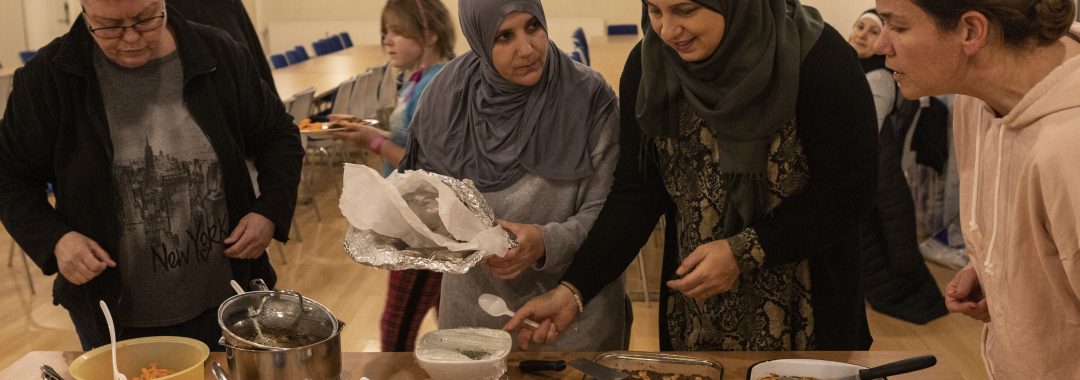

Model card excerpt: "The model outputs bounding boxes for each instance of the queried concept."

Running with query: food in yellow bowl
[68,336,208,380]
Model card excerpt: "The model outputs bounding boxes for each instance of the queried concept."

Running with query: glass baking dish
[586,351,724,380]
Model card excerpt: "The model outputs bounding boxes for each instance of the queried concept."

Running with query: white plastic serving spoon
[229,279,245,295]
[478,293,540,329]
[98,300,128,380]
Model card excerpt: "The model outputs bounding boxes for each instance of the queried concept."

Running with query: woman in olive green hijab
[509,0,879,351]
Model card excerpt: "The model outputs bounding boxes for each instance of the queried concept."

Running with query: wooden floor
[0,158,986,379]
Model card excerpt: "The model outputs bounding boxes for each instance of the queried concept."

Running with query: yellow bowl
[69,336,209,380]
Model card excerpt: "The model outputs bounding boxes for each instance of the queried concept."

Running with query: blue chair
[19,51,37,64]
[607,24,639,36]
[329,35,344,52]
[270,54,288,69]
[313,40,332,56]
[571,28,590,66]
[294,46,310,60]
[340,32,353,48]
[569,51,583,64]
[285,50,306,64]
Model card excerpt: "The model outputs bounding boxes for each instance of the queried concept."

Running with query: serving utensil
[98,300,127,380]
[819,355,937,380]
[39,364,65,380]
[477,293,539,328]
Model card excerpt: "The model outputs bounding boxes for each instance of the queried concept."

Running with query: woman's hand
[666,239,740,300]
[945,266,991,322]
[503,285,579,350]
[485,219,545,280]
[328,120,387,150]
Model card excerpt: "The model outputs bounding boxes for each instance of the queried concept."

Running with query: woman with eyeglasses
[0,0,303,351]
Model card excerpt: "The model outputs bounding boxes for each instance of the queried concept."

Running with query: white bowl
[746,359,877,380]
[414,328,511,380]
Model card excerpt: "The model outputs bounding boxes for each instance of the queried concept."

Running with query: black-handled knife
[519,359,567,373]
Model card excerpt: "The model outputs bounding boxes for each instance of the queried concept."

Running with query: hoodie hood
[1004,24,1080,129]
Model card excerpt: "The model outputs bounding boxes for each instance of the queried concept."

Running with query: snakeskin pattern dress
[655,101,815,350]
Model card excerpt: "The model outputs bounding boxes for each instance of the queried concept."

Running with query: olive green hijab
[636,0,824,230]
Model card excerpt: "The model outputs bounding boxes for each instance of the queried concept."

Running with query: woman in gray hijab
[510,0,879,351]
[399,0,625,351]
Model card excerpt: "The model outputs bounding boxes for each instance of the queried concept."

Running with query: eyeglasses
[83,8,167,39]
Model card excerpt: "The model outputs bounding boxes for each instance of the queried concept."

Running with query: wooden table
[2,350,963,379]
[272,45,388,99]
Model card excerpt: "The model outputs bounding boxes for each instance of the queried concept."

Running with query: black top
[167,0,276,88]
[561,25,878,350]
[0,7,302,337]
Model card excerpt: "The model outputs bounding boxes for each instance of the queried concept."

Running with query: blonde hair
[381,0,456,60]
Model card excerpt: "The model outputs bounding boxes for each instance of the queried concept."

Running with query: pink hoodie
[952,24,1080,379]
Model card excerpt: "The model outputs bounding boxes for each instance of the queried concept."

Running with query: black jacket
[166,0,276,89]
[0,8,303,323]
[562,26,877,350]
[860,96,948,324]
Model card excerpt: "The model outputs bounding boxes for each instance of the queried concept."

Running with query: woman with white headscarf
[400,0,626,351]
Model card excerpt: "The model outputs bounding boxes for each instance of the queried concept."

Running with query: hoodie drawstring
[983,121,1007,276]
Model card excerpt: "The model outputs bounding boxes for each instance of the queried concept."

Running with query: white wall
[0,0,28,68]
[248,0,878,56]
[802,0,876,31]
[22,0,73,51]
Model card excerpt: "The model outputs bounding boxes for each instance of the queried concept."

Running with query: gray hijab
[636,0,823,230]
[401,0,617,192]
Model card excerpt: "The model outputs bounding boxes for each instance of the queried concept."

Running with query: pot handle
[249,278,268,291]
[211,362,229,380]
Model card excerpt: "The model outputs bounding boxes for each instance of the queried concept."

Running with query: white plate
[746,359,873,380]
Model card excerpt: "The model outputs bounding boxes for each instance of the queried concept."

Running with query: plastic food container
[588,351,724,379]
[68,336,209,380]
[414,328,512,380]
[745,359,882,380]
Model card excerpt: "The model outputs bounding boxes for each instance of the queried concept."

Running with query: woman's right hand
[54,231,116,285]
[503,285,579,350]
[945,266,991,322]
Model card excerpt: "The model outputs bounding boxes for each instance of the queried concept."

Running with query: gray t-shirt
[93,48,233,327]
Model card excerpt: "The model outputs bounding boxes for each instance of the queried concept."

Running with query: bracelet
[369,135,387,154]
[559,281,585,313]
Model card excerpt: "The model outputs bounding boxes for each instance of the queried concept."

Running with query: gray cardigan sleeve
[535,108,620,275]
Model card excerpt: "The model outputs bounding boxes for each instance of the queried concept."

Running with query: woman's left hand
[328,120,387,149]
[666,239,740,300]
[485,219,545,280]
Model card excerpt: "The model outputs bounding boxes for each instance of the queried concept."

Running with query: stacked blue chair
[294,45,310,60]
[19,50,37,64]
[607,24,639,36]
[313,40,332,56]
[270,54,289,69]
[285,49,306,64]
[571,28,590,66]
[340,32,353,48]
[329,35,344,51]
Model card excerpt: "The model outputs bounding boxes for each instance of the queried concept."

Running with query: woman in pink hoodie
[874,0,1080,378]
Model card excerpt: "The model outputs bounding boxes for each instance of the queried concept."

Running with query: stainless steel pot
[218,288,339,350]
[218,321,345,380]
